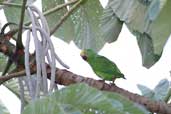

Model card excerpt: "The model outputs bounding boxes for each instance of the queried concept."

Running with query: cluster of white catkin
[22,5,69,101]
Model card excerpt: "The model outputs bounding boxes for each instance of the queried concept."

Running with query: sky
[0,0,171,114]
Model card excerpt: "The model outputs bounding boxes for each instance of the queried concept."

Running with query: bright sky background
[0,0,171,114]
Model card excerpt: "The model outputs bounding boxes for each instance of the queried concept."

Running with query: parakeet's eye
[80,50,88,60]
[82,55,87,60]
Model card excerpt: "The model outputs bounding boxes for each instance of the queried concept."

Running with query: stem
[43,0,78,17]
[16,0,27,50]
[0,2,22,7]
[0,69,35,85]
[50,0,83,35]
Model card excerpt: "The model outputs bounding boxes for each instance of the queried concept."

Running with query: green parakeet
[80,49,125,83]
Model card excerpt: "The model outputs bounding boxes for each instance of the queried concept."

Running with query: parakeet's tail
[118,73,126,79]
[123,75,126,79]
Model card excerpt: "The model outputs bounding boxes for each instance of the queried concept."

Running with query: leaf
[100,4,123,43]
[138,79,170,101]
[43,0,122,51]
[70,0,103,51]
[107,0,171,68]
[137,84,154,98]
[105,92,148,114]
[154,79,170,100]
[42,0,75,42]
[0,99,10,114]
[23,83,147,114]
[135,32,160,68]
[149,0,171,55]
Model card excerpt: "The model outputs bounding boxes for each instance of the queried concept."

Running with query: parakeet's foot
[109,78,116,86]
[110,82,116,86]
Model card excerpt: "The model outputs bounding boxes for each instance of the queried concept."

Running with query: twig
[16,0,27,50]
[50,0,83,35]
[0,2,22,7]
[0,72,23,84]
[0,22,17,34]
[0,68,36,84]
[24,0,78,26]
[43,0,78,17]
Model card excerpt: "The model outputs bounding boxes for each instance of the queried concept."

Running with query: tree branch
[0,68,35,85]
[0,65,171,114]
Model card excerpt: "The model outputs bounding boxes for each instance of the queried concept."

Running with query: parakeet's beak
[80,50,87,60]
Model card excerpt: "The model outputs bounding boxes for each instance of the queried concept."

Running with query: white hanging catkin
[24,5,69,99]
[27,7,44,98]
[25,30,35,99]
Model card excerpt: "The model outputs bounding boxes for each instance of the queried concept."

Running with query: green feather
[80,49,125,81]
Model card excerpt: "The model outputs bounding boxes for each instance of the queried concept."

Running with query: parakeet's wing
[90,55,124,80]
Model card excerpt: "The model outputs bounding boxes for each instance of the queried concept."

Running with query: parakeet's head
[80,49,96,61]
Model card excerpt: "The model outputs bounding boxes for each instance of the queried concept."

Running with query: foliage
[2,0,171,67]
[0,0,170,113]
[23,83,148,114]
[106,0,171,68]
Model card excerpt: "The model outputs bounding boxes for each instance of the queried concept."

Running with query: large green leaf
[135,32,160,67]
[23,83,147,114]
[43,0,123,51]
[149,0,171,54]
[70,0,103,51]
[0,99,10,114]
[107,0,171,68]
[100,3,123,43]
[42,0,75,42]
